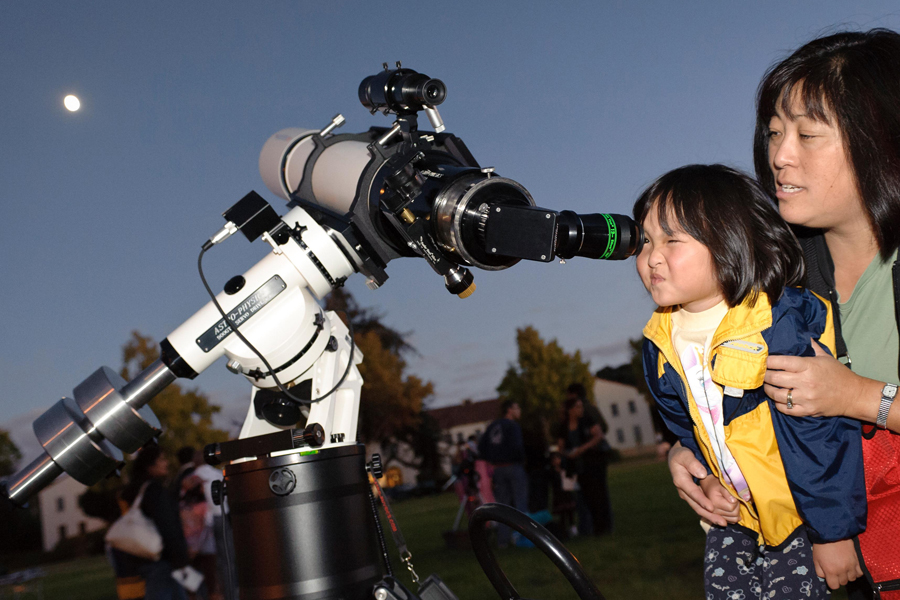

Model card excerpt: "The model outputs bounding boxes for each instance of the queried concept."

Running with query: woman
[556,395,611,536]
[116,444,191,600]
[667,29,900,596]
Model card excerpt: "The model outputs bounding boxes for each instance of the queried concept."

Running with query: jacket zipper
[665,341,759,519]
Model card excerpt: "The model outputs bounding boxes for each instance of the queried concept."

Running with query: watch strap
[876,383,898,429]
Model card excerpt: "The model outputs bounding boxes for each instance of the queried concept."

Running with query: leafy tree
[0,429,22,477]
[0,431,36,557]
[497,326,595,425]
[595,363,637,386]
[325,289,433,442]
[325,288,441,481]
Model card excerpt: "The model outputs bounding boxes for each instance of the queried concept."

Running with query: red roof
[426,398,501,430]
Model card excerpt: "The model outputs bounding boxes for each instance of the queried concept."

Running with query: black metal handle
[468,503,606,600]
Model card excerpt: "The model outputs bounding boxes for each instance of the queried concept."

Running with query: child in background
[635,164,865,599]
[548,451,577,538]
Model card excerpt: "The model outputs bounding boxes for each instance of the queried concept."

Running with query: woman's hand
[667,444,737,526]
[764,340,880,420]
[812,539,862,590]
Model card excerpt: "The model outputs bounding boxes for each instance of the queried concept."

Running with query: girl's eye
[799,133,816,140]
[767,129,781,139]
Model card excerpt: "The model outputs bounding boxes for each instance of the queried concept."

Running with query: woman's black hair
[130,442,164,484]
[633,164,804,307]
[753,28,900,260]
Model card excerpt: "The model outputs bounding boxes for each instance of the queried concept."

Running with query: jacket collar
[642,293,772,354]
[643,293,773,389]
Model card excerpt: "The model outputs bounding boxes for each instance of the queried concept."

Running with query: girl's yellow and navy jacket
[642,287,866,548]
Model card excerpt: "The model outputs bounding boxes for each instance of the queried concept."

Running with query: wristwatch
[876,383,898,429]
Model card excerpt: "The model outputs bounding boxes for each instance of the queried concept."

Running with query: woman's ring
[786,389,794,410]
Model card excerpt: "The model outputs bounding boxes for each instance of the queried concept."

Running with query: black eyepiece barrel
[402,75,446,107]
[359,68,446,115]
[555,211,642,260]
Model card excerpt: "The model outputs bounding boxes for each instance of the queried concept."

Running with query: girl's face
[637,203,724,313]
[766,93,866,233]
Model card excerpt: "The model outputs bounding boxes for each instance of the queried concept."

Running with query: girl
[635,164,865,599]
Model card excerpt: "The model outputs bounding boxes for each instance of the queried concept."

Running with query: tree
[0,431,42,557]
[497,326,595,425]
[595,363,637,386]
[0,429,22,477]
[325,288,441,481]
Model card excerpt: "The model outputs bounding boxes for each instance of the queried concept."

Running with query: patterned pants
[704,525,829,599]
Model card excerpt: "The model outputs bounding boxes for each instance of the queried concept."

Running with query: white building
[37,474,107,552]
[591,379,656,455]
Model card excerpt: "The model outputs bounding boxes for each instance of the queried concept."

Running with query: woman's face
[569,400,584,419]
[148,454,169,479]
[766,93,866,232]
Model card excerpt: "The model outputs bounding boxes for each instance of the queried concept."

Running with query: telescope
[259,62,641,297]
[3,62,635,600]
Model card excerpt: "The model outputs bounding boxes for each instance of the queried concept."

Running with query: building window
[611,403,619,417]
[628,400,637,414]
[58,525,66,541]
[56,497,65,512]
[633,426,643,445]
[616,428,625,444]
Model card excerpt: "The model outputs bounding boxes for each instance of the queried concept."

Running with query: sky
[3,2,900,464]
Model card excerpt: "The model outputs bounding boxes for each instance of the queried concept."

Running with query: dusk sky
[3,2,900,463]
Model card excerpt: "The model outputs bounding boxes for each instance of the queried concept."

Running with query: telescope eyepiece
[555,211,643,261]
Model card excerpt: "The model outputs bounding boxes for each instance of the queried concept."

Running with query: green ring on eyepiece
[600,214,618,259]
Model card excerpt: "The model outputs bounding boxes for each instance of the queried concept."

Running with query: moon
[63,95,81,112]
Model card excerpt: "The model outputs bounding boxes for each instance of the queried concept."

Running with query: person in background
[478,400,528,548]
[548,450,577,538]
[176,448,223,600]
[117,444,191,600]
[556,386,611,536]
[172,446,197,502]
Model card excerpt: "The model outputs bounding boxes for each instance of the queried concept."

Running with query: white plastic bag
[105,481,164,561]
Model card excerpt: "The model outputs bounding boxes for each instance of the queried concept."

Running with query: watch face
[886,384,898,399]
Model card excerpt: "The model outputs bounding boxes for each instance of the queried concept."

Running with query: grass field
[2,459,850,599]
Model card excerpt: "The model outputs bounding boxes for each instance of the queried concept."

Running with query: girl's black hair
[633,164,804,307]
[753,28,900,260]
